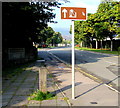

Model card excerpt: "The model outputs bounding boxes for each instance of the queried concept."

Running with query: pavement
[48,47,119,90]
[2,49,119,107]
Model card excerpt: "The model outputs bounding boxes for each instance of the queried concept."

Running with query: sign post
[72,20,75,99]
[61,7,86,99]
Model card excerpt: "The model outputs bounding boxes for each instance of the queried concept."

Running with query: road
[47,47,119,90]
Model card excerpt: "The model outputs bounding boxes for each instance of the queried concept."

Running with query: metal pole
[72,20,75,99]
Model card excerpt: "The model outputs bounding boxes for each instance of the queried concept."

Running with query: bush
[28,89,55,101]
[118,47,120,55]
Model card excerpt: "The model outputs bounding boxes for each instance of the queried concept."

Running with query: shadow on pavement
[51,82,82,95]
[75,83,104,99]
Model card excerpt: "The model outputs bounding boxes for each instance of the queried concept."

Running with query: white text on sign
[61,7,86,20]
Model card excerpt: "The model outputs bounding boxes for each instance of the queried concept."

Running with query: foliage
[118,47,120,55]
[3,62,34,79]
[52,32,63,45]
[71,0,119,50]
[28,89,55,101]
[38,27,55,43]
[3,2,61,48]
[38,26,63,46]
[46,31,63,46]
[61,39,71,46]
[2,2,63,66]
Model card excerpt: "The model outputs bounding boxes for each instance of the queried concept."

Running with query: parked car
[38,44,48,48]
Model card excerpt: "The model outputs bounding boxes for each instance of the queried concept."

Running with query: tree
[3,2,61,48]
[96,0,119,51]
[71,14,96,48]
[2,2,61,67]
[71,0,119,50]
[38,26,55,44]
[49,32,63,46]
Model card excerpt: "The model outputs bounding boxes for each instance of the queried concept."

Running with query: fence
[8,48,25,60]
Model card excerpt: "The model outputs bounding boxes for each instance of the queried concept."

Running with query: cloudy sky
[48,0,102,40]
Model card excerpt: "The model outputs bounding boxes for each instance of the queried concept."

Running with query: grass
[75,47,120,55]
[48,46,56,48]
[37,56,44,60]
[63,97,69,101]
[48,74,53,78]
[28,89,56,101]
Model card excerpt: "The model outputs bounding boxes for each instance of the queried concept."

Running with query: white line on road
[104,60,117,65]
[104,84,120,93]
[47,50,120,94]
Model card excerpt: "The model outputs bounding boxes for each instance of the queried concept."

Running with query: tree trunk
[96,40,98,49]
[90,41,92,48]
[110,40,113,51]
[80,42,83,47]
[100,40,103,49]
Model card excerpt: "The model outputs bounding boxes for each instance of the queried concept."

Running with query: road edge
[47,50,120,94]
[47,51,72,107]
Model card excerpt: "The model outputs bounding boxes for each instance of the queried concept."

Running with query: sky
[48,0,102,40]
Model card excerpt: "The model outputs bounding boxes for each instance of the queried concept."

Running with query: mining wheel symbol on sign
[69,9,77,18]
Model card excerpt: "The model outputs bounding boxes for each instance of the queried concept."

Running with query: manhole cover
[90,102,98,104]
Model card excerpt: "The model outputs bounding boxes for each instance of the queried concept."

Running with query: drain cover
[58,66,64,69]
[90,102,98,104]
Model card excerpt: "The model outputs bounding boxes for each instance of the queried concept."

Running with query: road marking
[55,82,72,107]
[48,51,120,94]
[77,67,120,93]
[104,84,120,93]
[77,66,120,93]
[113,56,118,58]
[47,67,72,107]
[76,67,102,83]
[104,60,117,65]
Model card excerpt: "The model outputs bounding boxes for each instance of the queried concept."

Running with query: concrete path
[2,61,69,107]
[39,49,119,107]
[49,47,119,89]
[47,61,118,106]
[2,49,119,107]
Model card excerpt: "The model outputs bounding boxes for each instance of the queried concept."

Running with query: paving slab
[3,91,15,96]
[4,49,118,107]
[20,83,35,88]
[46,60,118,106]
[2,59,70,107]
[7,96,29,106]
[27,100,41,106]
[55,94,69,106]
[2,101,9,107]
[2,94,13,107]
[10,82,22,87]
[41,99,57,106]
[15,88,34,96]
[14,79,24,83]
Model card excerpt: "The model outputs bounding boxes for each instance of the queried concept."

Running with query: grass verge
[2,61,34,79]
[75,47,119,55]
[28,89,56,101]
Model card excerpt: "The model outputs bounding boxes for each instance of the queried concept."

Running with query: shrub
[28,89,55,101]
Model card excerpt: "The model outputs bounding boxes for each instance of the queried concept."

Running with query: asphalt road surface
[47,47,119,89]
